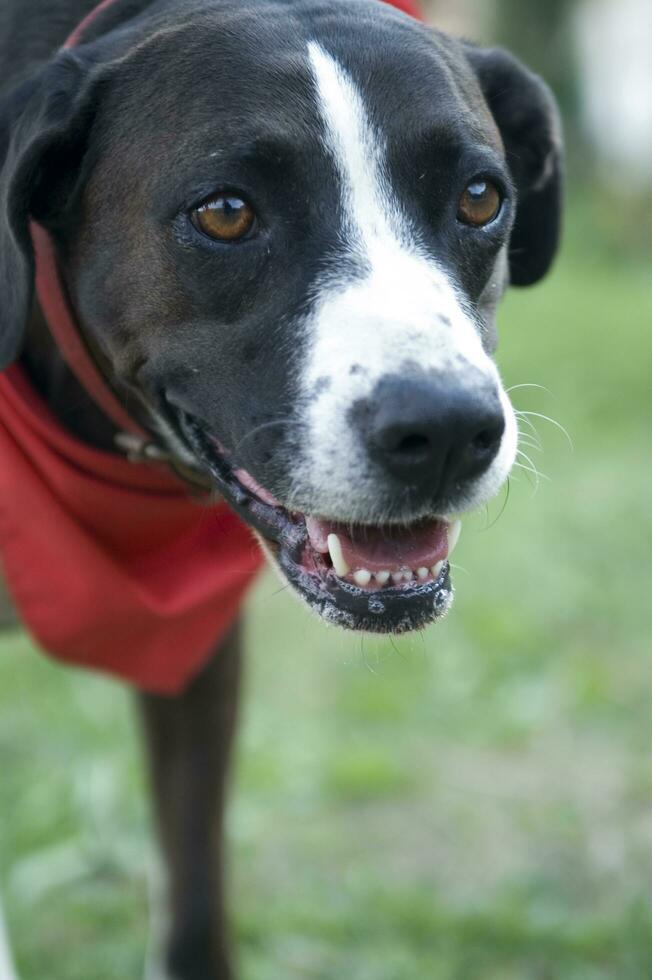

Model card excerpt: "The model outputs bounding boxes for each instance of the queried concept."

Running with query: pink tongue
[305,517,448,572]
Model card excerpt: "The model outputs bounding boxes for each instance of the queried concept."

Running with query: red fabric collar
[30,0,153,439]
[0,0,422,693]
[30,222,149,438]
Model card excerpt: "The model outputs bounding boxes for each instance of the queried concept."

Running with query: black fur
[0,49,103,366]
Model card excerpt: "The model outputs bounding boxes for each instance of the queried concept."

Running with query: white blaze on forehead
[306,40,409,253]
[304,40,490,372]
[296,42,517,520]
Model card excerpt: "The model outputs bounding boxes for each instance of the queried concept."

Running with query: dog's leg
[137,624,242,980]
[0,890,19,980]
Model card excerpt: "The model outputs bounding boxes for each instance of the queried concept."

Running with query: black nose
[358,371,505,495]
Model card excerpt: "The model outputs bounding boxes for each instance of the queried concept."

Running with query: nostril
[472,428,497,453]
[396,432,430,455]
[468,416,505,462]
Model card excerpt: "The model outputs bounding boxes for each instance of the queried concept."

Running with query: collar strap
[29,0,155,448]
[30,221,150,439]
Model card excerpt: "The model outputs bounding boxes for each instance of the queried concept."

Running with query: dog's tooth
[353,568,372,587]
[447,520,462,556]
[431,560,445,579]
[402,570,413,582]
[375,571,391,585]
[416,567,429,581]
[391,571,404,585]
[327,533,350,578]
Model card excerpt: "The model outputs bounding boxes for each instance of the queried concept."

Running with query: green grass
[1,201,652,978]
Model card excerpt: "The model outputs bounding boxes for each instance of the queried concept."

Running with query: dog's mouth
[176,411,458,632]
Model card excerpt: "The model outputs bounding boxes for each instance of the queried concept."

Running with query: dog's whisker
[518,445,543,459]
[515,412,543,442]
[517,432,543,453]
[361,636,381,675]
[514,455,550,490]
[449,561,470,576]
[506,382,552,395]
[517,411,574,451]
[518,441,543,459]
[513,463,540,492]
[514,463,544,484]
[388,633,408,664]
[515,447,547,475]
[233,418,297,454]
[514,453,540,480]
[518,428,543,448]
[484,475,511,530]
[266,582,292,600]
[515,416,544,454]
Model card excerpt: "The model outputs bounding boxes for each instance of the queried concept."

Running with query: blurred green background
[1,1,651,978]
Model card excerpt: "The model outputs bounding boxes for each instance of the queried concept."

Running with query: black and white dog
[0,0,561,976]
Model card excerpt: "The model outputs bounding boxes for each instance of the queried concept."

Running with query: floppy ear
[464,45,563,287]
[0,50,100,369]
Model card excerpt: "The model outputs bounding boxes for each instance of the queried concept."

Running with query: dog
[0,0,562,976]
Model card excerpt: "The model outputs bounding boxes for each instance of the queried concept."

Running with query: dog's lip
[173,409,456,632]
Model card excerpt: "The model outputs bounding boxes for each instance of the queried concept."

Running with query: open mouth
[176,411,459,632]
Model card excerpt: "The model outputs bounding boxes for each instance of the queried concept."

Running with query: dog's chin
[175,411,457,634]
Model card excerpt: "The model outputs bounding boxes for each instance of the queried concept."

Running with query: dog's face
[0,0,562,632]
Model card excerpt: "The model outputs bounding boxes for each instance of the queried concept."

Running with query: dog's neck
[22,302,120,452]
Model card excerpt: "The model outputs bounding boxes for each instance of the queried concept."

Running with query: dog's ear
[464,45,563,287]
[0,50,101,369]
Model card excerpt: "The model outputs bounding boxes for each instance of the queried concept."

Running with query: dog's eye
[191,194,256,242]
[457,179,501,227]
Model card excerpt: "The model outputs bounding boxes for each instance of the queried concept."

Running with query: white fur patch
[293,43,517,521]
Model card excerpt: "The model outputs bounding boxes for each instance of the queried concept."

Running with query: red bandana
[0,365,263,692]
[0,0,422,693]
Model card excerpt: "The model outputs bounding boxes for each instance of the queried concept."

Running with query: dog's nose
[360,373,505,494]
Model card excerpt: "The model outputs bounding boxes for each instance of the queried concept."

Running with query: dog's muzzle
[185,421,460,630]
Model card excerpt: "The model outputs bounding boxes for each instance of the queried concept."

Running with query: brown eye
[192,194,256,241]
[457,179,501,227]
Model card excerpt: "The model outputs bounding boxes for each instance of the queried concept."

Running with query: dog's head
[0,0,562,632]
